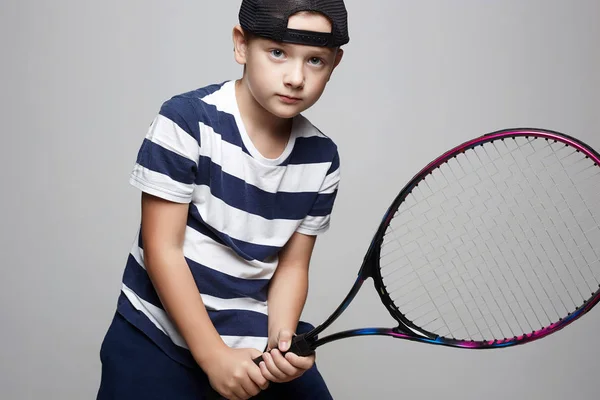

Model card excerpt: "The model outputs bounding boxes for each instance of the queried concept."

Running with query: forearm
[145,248,226,368]
[267,263,309,340]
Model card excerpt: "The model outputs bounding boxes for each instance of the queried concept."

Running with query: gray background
[1,0,599,399]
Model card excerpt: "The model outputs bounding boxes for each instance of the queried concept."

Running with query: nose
[283,61,305,89]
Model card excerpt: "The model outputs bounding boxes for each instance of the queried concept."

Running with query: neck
[234,79,292,139]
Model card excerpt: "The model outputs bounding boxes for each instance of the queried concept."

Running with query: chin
[265,102,305,119]
[266,101,308,118]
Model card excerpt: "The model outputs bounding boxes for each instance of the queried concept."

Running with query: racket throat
[357,239,382,279]
[288,333,317,357]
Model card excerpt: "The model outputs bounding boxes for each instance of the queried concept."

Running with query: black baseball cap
[239,0,350,48]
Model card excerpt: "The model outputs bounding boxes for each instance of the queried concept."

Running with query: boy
[97,1,349,399]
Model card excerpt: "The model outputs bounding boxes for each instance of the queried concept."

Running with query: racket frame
[291,128,600,354]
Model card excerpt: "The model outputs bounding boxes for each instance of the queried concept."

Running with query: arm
[266,232,316,345]
[259,231,318,382]
[140,192,226,366]
[141,193,268,399]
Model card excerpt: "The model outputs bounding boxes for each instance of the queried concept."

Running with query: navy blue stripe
[198,102,247,151]
[121,259,269,338]
[136,140,197,185]
[286,137,337,165]
[196,156,317,220]
[164,82,251,157]
[117,292,313,367]
[116,293,196,367]
[158,96,201,144]
[185,82,226,99]
[123,254,162,309]
[327,151,340,174]
[187,258,269,302]
[206,309,268,337]
[308,191,338,217]
[138,227,144,249]
[186,216,227,247]
[124,251,269,304]
[228,236,281,262]
[189,205,281,262]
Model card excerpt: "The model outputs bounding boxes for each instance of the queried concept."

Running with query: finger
[231,382,252,400]
[277,330,294,352]
[248,348,263,359]
[224,389,243,400]
[271,349,299,376]
[263,351,287,381]
[248,362,270,390]
[240,376,261,398]
[259,361,278,382]
[285,352,315,370]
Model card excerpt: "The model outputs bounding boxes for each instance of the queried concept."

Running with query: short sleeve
[129,96,202,204]
[296,150,341,236]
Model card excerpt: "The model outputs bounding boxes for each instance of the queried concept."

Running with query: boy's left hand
[259,329,315,383]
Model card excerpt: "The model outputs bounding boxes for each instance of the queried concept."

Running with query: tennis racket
[210,127,600,398]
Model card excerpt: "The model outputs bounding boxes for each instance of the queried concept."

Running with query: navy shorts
[97,312,333,399]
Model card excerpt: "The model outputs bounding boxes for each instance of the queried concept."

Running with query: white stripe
[121,284,189,349]
[221,335,268,351]
[319,168,341,194]
[131,240,145,268]
[148,114,200,165]
[192,185,299,247]
[130,166,193,203]
[292,114,326,138]
[298,215,330,235]
[131,226,277,280]
[184,225,277,280]
[200,82,236,114]
[199,122,331,193]
[122,285,268,351]
[201,294,268,315]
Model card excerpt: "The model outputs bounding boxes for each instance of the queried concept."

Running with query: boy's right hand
[201,347,269,400]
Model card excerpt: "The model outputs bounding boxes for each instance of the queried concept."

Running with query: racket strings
[387,171,538,340]
[395,232,505,340]
[389,226,468,338]
[385,217,520,340]
[464,139,597,334]
[478,138,597,326]
[379,137,600,342]
[518,139,600,291]
[485,141,579,322]
[385,222,509,340]
[451,147,555,333]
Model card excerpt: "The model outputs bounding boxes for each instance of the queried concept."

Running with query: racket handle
[206,334,315,399]
[252,333,315,365]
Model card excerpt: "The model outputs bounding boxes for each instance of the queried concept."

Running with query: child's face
[236,12,344,119]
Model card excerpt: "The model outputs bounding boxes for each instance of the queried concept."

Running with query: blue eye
[270,49,284,58]
[308,57,324,66]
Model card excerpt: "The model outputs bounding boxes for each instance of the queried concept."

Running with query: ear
[327,48,344,81]
[333,48,344,69]
[233,25,250,65]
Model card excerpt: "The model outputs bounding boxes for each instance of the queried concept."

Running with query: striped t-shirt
[117,80,341,367]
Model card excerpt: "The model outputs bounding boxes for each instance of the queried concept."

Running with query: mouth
[277,94,302,104]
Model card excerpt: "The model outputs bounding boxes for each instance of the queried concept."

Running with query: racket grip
[207,334,314,399]
[252,333,315,365]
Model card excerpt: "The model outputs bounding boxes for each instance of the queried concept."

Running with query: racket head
[366,128,600,348]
